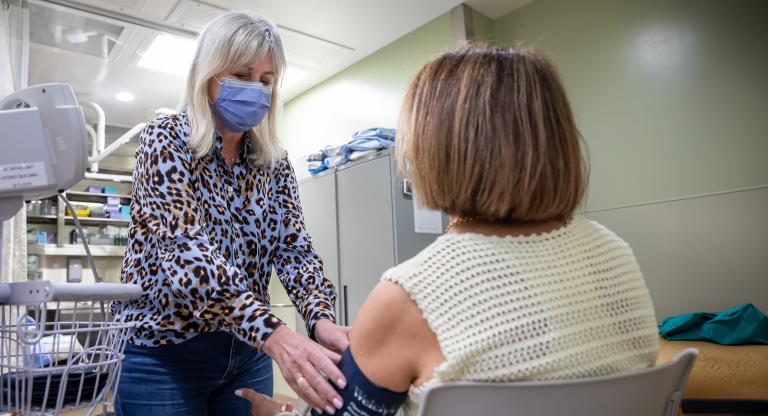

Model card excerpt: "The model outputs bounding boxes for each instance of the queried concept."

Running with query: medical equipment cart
[0,281,141,415]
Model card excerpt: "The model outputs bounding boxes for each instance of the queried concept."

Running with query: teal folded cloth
[659,303,768,345]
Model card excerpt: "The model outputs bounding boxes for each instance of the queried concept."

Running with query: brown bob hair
[396,45,587,222]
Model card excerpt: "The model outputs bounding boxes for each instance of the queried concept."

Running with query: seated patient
[245,44,660,416]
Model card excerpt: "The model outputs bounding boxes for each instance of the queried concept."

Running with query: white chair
[417,348,699,416]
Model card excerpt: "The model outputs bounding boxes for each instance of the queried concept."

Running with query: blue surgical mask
[213,77,272,132]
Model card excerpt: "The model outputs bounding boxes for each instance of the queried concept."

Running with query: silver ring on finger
[297,375,307,388]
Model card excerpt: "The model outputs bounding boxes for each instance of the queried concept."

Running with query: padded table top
[656,337,768,400]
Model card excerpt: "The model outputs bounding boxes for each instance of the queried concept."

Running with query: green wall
[471,8,494,42]
[281,1,768,210]
[280,13,454,159]
[493,0,768,210]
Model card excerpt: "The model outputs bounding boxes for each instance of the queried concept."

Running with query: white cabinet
[335,155,396,325]
[296,150,444,327]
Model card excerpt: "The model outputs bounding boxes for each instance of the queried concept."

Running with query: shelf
[26,178,133,250]
[27,244,126,257]
[27,215,130,226]
[64,216,130,226]
[65,191,131,203]
[27,215,58,224]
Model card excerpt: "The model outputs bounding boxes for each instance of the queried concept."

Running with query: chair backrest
[417,348,698,416]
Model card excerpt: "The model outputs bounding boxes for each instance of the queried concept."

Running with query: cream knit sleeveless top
[381,216,660,415]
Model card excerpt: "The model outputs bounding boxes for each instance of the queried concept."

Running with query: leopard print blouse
[116,112,336,348]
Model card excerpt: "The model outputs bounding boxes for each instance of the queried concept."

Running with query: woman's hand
[262,325,346,415]
[236,388,295,416]
[314,319,350,354]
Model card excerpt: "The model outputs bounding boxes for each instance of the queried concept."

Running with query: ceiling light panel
[136,33,196,76]
[29,3,124,59]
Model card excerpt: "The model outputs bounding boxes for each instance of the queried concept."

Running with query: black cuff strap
[313,347,408,416]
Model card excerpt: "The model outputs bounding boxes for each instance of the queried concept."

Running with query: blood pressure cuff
[313,347,408,416]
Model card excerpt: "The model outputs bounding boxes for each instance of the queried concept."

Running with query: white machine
[0,83,87,210]
[0,84,140,415]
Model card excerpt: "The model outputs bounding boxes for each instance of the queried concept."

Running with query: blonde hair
[184,11,286,167]
[397,45,587,222]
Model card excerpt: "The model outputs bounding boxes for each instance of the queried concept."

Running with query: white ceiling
[28,0,531,127]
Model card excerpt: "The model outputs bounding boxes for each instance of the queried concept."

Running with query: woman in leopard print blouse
[114,12,348,416]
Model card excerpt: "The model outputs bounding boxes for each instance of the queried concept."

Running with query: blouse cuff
[254,311,287,348]
[303,293,337,339]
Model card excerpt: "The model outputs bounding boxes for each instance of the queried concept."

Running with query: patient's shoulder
[381,235,455,284]
[349,280,443,392]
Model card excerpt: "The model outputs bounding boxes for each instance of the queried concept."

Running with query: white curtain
[0,0,28,283]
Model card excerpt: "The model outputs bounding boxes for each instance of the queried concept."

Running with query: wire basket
[0,281,141,416]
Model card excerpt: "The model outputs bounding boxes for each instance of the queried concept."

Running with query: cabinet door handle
[402,178,413,198]
[343,285,349,326]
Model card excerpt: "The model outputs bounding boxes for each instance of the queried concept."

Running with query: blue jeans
[115,331,273,416]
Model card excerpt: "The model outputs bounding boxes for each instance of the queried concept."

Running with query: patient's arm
[350,280,444,390]
[313,280,445,415]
